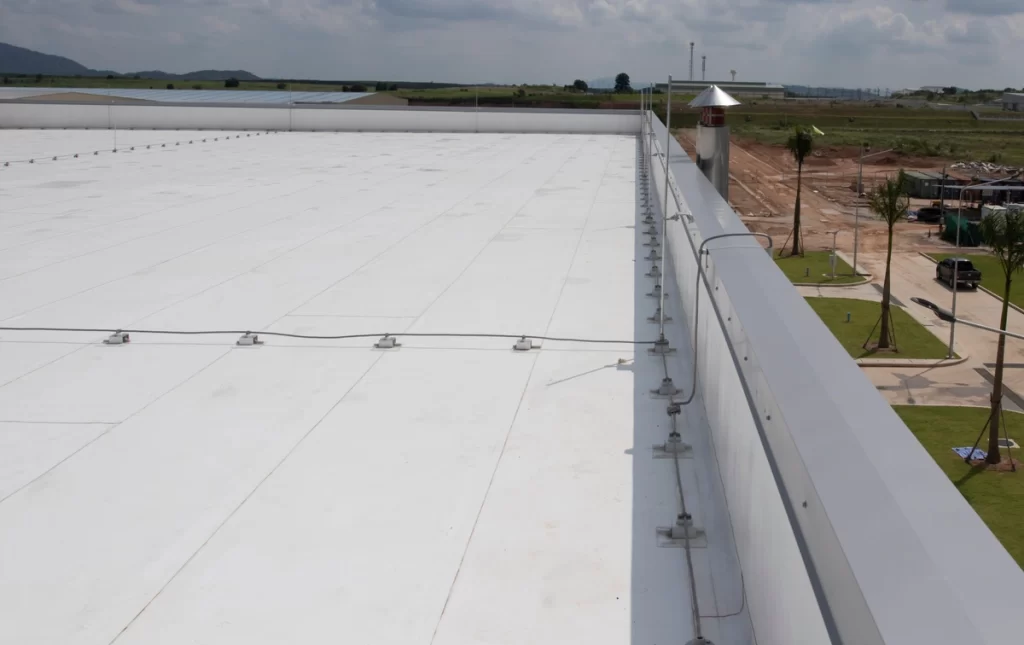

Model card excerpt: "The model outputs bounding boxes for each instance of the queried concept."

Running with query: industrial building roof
[0,128,748,645]
[0,87,377,104]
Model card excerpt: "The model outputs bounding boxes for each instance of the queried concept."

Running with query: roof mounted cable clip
[654,430,693,459]
[656,513,708,548]
[103,331,130,345]
[646,284,668,300]
[647,307,672,324]
[375,334,400,349]
[513,336,539,351]
[237,333,263,346]
[651,377,680,397]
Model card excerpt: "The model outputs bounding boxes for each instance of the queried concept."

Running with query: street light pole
[913,297,1024,341]
[852,147,894,278]
[829,230,839,279]
[854,146,863,276]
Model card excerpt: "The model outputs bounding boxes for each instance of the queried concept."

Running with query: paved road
[811,252,1024,411]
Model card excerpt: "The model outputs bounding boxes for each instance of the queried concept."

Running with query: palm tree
[978,209,1024,464]
[866,170,910,351]
[786,127,814,256]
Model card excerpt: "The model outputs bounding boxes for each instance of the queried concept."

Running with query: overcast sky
[1,0,1021,89]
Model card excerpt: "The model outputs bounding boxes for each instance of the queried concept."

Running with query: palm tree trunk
[792,162,803,256]
[987,274,1013,464]
[877,225,895,350]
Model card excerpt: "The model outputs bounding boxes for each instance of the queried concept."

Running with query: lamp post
[948,172,1023,358]
[828,230,839,279]
[913,297,1024,341]
[852,147,894,278]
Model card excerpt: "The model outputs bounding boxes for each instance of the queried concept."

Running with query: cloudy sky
[1,0,1021,89]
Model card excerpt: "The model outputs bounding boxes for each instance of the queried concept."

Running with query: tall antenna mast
[689,43,695,81]
[701,55,706,82]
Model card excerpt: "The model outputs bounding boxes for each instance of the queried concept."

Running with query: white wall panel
[0,103,638,134]
[653,153,831,645]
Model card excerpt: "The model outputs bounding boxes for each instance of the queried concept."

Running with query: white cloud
[0,0,1019,88]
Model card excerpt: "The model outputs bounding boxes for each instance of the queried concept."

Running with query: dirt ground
[675,129,954,258]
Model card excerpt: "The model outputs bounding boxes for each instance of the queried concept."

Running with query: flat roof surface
[0,87,375,104]
[0,129,749,644]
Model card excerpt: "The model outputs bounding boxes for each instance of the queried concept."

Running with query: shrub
[224,78,240,88]
[276,83,287,90]
[192,85,201,90]
[349,83,367,92]
[166,83,175,89]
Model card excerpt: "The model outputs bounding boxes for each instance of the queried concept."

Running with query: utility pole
[689,43,695,81]
[701,56,706,82]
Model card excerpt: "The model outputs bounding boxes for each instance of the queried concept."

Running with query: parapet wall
[0,102,639,135]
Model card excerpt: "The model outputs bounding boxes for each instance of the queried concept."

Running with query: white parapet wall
[647,112,1024,645]
[0,102,640,134]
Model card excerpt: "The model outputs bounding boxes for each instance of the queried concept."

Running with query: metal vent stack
[689,85,740,200]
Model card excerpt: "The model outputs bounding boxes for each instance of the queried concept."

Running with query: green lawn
[775,251,862,285]
[894,406,1023,567]
[931,254,1023,308]
[727,102,1024,165]
[806,297,952,358]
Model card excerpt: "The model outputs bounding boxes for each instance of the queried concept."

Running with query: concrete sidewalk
[796,252,1024,409]
[850,252,1024,409]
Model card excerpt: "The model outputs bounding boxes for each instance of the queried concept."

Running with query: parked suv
[936,257,982,289]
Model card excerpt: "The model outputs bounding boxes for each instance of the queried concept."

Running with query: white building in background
[1003,93,1024,111]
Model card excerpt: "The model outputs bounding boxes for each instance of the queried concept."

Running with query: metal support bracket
[103,331,130,345]
[648,337,676,356]
[643,236,661,248]
[646,285,668,300]
[657,514,708,548]
[651,377,681,398]
[374,334,401,349]
[647,307,672,324]
[236,333,263,346]
[513,336,540,351]
[653,431,693,459]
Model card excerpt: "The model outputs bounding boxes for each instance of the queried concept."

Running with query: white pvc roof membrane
[0,87,375,104]
[0,130,750,645]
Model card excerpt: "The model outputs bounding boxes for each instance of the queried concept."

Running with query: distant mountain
[0,42,260,82]
[129,69,261,81]
[588,77,616,89]
[0,42,115,76]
